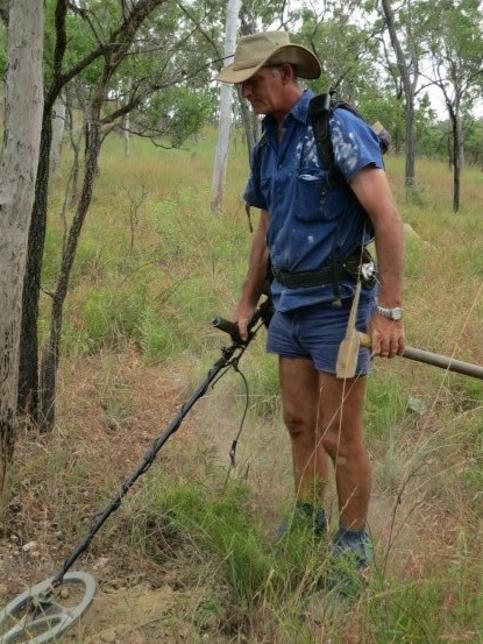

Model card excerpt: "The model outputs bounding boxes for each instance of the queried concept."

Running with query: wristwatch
[375,305,404,321]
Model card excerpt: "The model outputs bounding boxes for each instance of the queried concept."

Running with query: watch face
[391,308,403,321]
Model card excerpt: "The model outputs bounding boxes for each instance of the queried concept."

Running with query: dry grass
[1,131,482,642]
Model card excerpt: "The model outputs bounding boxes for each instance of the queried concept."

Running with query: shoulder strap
[308,93,389,179]
[308,92,335,177]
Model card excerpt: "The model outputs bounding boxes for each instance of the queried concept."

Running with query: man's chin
[251,104,268,115]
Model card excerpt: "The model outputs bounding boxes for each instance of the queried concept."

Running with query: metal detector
[0,300,272,643]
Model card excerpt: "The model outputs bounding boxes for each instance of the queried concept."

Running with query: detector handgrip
[211,316,244,345]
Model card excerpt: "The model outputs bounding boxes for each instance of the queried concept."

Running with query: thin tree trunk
[381,0,416,188]
[238,13,259,166]
[17,102,54,420]
[405,99,415,184]
[123,78,132,157]
[50,92,66,173]
[237,88,259,168]
[0,0,43,521]
[123,111,130,157]
[66,87,81,206]
[450,108,462,213]
[40,97,103,431]
[210,0,241,214]
[17,1,70,420]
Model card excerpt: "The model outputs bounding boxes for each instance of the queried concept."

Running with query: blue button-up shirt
[244,90,383,312]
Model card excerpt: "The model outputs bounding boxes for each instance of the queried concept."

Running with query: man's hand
[233,301,257,341]
[369,314,405,358]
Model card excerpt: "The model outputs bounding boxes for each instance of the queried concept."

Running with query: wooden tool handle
[358,332,483,380]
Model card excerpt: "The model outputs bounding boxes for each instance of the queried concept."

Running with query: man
[216,32,405,568]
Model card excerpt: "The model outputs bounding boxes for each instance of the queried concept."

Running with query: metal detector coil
[0,571,96,643]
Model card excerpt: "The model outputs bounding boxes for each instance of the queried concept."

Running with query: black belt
[271,247,376,290]
[272,264,346,289]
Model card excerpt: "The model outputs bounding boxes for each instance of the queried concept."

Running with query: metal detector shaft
[53,355,228,584]
[52,302,269,585]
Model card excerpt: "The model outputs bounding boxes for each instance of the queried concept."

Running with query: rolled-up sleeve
[330,109,384,182]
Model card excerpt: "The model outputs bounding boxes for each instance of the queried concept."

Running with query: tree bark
[17,0,68,420]
[237,88,259,168]
[210,0,241,214]
[17,103,54,420]
[0,0,43,522]
[66,86,81,206]
[123,78,132,158]
[450,101,462,213]
[381,0,417,188]
[237,12,259,166]
[405,97,415,185]
[50,92,66,173]
[40,97,102,430]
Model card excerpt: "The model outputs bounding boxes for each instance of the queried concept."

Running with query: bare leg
[317,373,370,530]
[279,357,329,505]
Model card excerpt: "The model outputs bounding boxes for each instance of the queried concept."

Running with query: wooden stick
[358,332,483,380]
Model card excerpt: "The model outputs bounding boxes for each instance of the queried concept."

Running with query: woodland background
[0,1,482,641]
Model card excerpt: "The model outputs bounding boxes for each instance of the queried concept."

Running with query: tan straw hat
[216,31,321,84]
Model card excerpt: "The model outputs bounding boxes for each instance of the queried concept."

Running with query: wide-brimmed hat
[216,31,321,84]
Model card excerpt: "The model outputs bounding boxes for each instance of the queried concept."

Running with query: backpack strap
[308,92,374,306]
[308,92,336,179]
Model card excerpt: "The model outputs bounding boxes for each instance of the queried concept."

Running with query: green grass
[10,128,481,641]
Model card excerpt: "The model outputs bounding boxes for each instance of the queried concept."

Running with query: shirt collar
[262,89,314,135]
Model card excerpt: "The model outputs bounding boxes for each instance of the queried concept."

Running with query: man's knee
[283,406,315,439]
[320,425,363,462]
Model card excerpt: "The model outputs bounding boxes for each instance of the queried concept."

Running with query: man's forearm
[350,168,404,306]
[239,210,270,307]
[372,206,404,307]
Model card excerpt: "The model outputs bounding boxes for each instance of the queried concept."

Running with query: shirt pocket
[295,169,327,222]
[295,168,343,222]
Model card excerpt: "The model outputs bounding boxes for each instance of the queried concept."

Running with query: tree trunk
[17,102,54,420]
[210,0,241,214]
[123,78,132,158]
[123,111,131,157]
[238,13,258,166]
[0,0,43,522]
[40,97,103,431]
[50,92,66,173]
[381,0,416,188]
[66,87,81,206]
[237,88,259,168]
[450,108,462,213]
[405,99,415,185]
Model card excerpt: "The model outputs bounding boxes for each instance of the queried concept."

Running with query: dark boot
[331,527,373,568]
[276,500,328,540]
[323,528,373,596]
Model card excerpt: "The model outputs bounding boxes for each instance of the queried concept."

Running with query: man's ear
[279,63,296,84]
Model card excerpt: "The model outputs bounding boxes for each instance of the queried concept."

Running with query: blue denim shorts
[266,298,375,375]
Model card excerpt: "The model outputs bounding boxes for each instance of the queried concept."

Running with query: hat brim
[216,44,321,84]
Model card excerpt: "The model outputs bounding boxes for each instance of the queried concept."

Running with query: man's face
[239,66,284,116]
